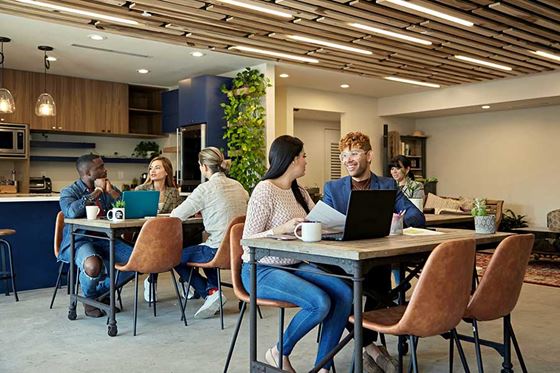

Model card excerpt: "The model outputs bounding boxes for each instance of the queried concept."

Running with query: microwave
[0,123,28,159]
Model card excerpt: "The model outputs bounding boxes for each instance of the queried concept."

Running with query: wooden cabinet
[129,85,164,135]
[383,124,427,179]
[0,69,128,135]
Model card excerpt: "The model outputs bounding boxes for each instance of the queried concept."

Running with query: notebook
[122,190,160,219]
[322,190,396,241]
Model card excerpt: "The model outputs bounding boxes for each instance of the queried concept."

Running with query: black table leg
[249,247,257,371]
[353,262,363,373]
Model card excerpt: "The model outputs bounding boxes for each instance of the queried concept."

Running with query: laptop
[122,190,160,219]
[322,190,396,241]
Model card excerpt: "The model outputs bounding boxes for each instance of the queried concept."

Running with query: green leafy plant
[403,179,421,198]
[471,198,488,216]
[499,209,528,232]
[112,200,125,208]
[424,177,438,183]
[221,67,271,192]
[132,141,160,159]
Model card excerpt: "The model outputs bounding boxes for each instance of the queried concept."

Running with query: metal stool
[0,229,18,301]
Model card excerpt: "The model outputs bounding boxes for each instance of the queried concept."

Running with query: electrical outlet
[118,171,124,179]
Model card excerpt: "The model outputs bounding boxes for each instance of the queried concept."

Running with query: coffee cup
[294,221,322,242]
[107,207,125,222]
[85,205,100,220]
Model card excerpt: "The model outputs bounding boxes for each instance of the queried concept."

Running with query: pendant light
[0,37,16,114]
[35,45,56,117]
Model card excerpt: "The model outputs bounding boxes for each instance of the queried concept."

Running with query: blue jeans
[174,244,218,297]
[242,262,352,370]
[59,239,132,299]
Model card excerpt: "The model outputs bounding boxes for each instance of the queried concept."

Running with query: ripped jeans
[60,239,133,299]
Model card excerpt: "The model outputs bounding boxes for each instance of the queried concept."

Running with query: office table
[65,217,202,337]
[242,228,511,372]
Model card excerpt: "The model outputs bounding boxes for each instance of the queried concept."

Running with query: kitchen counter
[0,193,60,202]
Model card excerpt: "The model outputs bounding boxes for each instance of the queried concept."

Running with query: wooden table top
[242,228,510,261]
[65,216,202,229]
[425,213,474,225]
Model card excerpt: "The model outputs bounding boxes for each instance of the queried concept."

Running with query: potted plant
[471,198,496,234]
[132,141,160,159]
[221,67,271,192]
[499,209,528,232]
[423,177,438,196]
[403,180,423,211]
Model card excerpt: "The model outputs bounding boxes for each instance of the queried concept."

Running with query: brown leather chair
[115,217,186,336]
[0,228,18,301]
[49,211,66,308]
[350,238,476,373]
[223,223,298,372]
[460,234,534,373]
[182,215,245,330]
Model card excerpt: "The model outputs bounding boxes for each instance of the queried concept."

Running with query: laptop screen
[122,190,160,219]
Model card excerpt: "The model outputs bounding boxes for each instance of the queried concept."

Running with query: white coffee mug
[158,202,164,213]
[294,221,322,242]
[85,205,100,220]
[107,207,125,222]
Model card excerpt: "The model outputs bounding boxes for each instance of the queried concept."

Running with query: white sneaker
[194,291,227,319]
[187,285,197,300]
[143,277,157,303]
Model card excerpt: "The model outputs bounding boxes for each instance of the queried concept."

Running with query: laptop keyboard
[322,232,344,241]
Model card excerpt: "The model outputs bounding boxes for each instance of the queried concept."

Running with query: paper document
[306,201,346,229]
[403,227,445,236]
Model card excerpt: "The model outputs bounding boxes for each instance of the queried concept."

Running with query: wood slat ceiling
[1,0,559,87]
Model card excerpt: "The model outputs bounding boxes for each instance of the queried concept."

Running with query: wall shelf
[30,156,149,164]
[30,141,96,149]
[129,108,162,114]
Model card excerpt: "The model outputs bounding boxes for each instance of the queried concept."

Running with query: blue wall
[0,201,60,293]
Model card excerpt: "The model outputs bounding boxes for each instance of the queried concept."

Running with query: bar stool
[0,228,19,301]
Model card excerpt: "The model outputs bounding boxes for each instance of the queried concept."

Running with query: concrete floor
[1,273,559,373]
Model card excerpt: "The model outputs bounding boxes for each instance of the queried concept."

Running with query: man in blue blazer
[323,131,425,371]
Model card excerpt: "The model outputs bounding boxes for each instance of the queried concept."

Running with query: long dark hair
[389,155,415,180]
[262,135,310,213]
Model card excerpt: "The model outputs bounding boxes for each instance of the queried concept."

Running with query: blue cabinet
[162,75,232,149]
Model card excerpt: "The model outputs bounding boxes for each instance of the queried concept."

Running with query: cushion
[424,193,463,214]
[458,196,474,212]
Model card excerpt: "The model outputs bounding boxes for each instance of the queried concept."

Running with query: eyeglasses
[339,149,366,161]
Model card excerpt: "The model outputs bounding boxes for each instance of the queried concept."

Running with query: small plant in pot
[403,180,423,211]
[471,198,496,234]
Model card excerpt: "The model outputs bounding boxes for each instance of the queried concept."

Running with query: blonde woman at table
[172,147,249,319]
[136,156,184,303]
[242,135,352,372]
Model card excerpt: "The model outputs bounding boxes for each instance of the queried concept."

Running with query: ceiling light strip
[454,55,512,71]
[287,35,372,55]
[382,0,474,27]
[231,46,319,63]
[219,0,292,18]
[384,76,440,88]
[16,0,139,25]
[348,23,432,46]
[530,50,560,62]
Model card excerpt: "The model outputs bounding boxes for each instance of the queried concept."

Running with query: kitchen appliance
[29,176,52,193]
[177,123,206,192]
[0,123,28,159]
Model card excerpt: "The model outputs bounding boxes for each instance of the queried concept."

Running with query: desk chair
[181,215,245,329]
[224,223,299,372]
[50,212,68,308]
[0,228,18,301]
[456,234,534,373]
[115,217,186,336]
[351,239,476,373]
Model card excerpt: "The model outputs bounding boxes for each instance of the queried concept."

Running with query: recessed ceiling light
[530,50,560,62]
[219,0,292,18]
[340,84,350,88]
[141,11,152,17]
[454,55,512,71]
[88,34,106,41]
[46,56,57,62]
[137,69,150,74]
[481,105,490,109]
[230,46,319,63]
[382,0,474,27]
[287,35,372,55]
[384,76,441,88]
[191,51,204,57]
[279,73,289,78]
[16,0,139,25]
[348,23,432,46]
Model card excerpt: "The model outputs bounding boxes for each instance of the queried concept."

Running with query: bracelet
[94,186,104,194]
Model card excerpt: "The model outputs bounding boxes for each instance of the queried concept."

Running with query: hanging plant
[221,67,271,192]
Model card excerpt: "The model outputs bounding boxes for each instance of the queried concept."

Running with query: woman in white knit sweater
[242,135,352,372]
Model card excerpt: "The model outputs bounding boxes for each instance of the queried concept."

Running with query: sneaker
[143,277,157,303]
[186,285,202,300]
[363,351,383,373]
[375,346,398,373]
[194,291,227,319]
[84,303,106,318]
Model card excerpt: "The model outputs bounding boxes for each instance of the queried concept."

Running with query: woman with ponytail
[242,135,352,372]
[171,147,248,319]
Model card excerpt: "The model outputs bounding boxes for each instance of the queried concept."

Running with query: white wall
[416,105,560,226]
[293,118,340,192]
[29,133,171,192]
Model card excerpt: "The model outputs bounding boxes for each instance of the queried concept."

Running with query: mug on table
[86,205,100,220]
[294,221,322,242]
[107,208,125,222]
